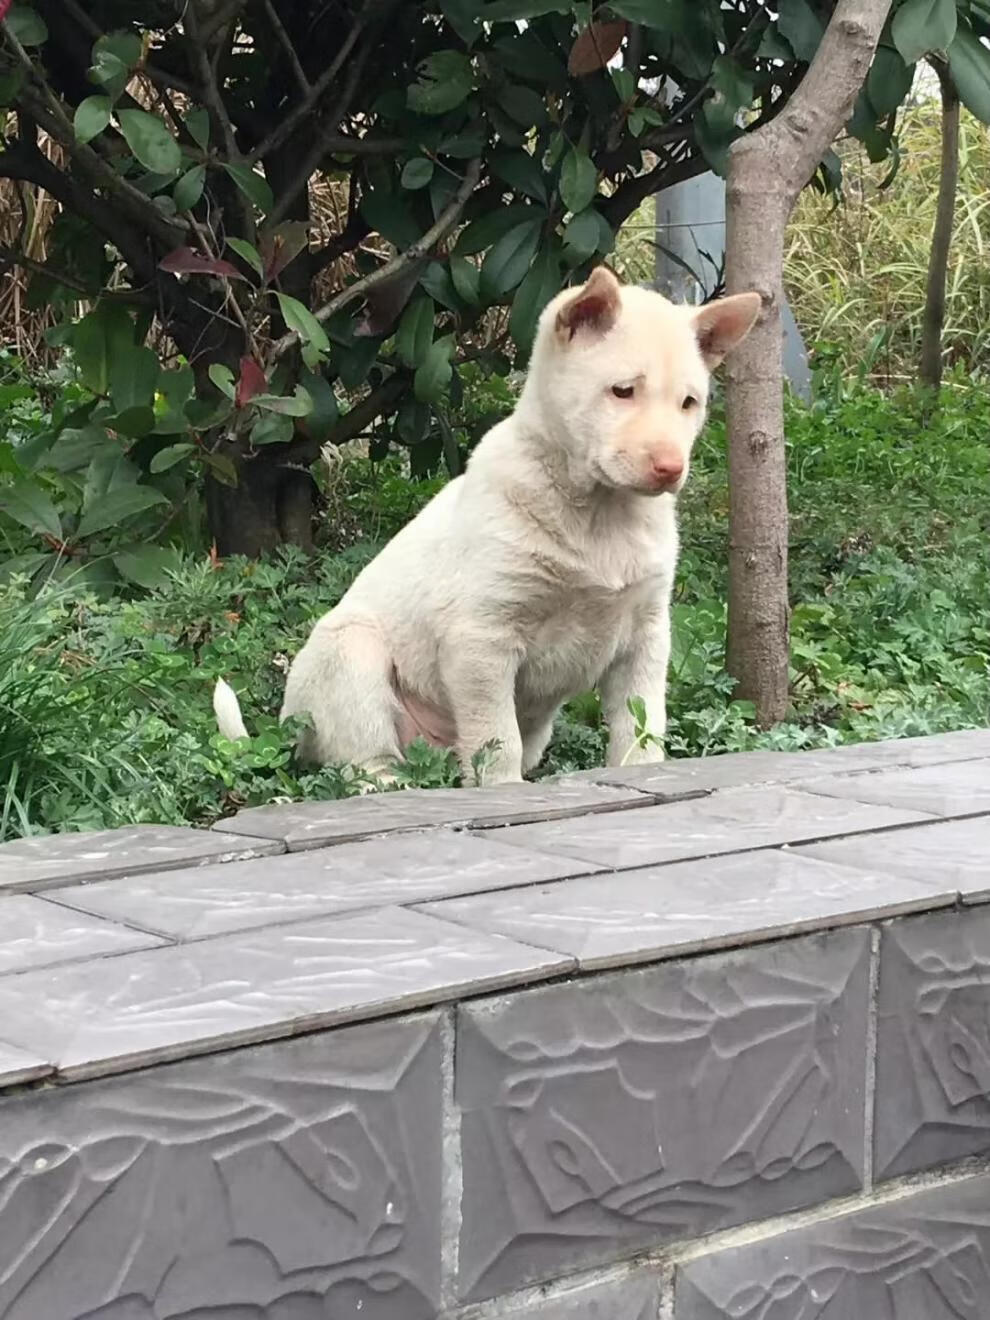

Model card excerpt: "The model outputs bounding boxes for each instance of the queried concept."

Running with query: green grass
[1,373,989,839]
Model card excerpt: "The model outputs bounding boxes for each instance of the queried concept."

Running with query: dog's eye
[611,384,635,399]
[682,395,698,411]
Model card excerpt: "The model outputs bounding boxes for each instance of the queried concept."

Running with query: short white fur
[217,267,760,783]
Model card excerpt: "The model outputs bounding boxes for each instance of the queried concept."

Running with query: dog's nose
[650,455,683,486]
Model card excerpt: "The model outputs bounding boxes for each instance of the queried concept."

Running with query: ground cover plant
[3,358,988,840]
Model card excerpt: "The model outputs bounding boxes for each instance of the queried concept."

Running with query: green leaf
[223,162,275,215]
[117,109,181,176]
[440,123,488,158]
[414,335,455,402]
[112,405,155,438]
[173,164,206,212]
[483,0,569,17]
[480,215,543,299]
[185,106,210,149]
[6,6,48,46]
[227,236,265,279]
[77,485,168,539]
[866,45,914,118]
[113,544,179,590]
[201,450,239,486]
[948,21,990,122]
[299,368,339,443]
[70,303,134,395]
[407,50,475,115]
[497,83,548,129]
[776,0,825,61]
[209,363,236,399]
[450,255,481,305]
[608,0,670,24]
[401,157,436,191]
[455,202,537,254]
[360,187,421,248]
[420,261,461,311]
[892,0,956,63]
[559,147,598,215]
[250,411,294,446]
[252,385,314,417]
[149,442,195,473]
[440,0,481,45]
[95,30,142,70]
[563,208,603,260]
[161,365,195,409]
[491,149,548,203]
[0,480,61,539]
[275,291,331,355]
[110,344,159,415]
[396,294,436,367]
[509,241,560,356]
[74,95,111,145]
[48,425,113,474]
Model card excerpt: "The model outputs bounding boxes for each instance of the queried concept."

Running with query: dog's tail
[213,678,250,740]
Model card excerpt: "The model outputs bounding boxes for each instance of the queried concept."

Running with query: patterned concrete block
[674,1173,990,1319]
[798,759,990,818]
[0,1040,52,1088]
[0,824,282,893]
[0,1014,443,1320]
[49,830,600,941]
[456,928,871,1299]
[796,816,990,901]
[419,848,954,970]
[498,1273,660,1319]
[481,787,931,871]
[576,729,990,795]
[0,906,571,1081]
[0,895,165,975]
[875,906,990,1179]
[217,781,653,850]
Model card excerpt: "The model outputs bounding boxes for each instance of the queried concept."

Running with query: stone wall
[1,731,989,1317]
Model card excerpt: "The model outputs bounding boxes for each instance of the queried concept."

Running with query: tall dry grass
[786,96,990,385]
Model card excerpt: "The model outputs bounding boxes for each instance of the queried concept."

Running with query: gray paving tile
[419,849,956,970]
[499,1274,660,1319]
[480,786,932,870]
[0,895,166,974]
[0,1040,52,1088]
[797,758,990,818]
[0,824,283,893]
[875,906,990,1180]
[674,1173,990,1319]
[215,781,655,850]
[795,816,990,901]
[0,906,570,1081]
[48,830,600,941]
[572,729,990,795]
[457,927,870,1299]
[0,1015,443,1319]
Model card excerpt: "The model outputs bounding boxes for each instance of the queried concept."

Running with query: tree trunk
[724,0,893,725]
[920,66,960,391]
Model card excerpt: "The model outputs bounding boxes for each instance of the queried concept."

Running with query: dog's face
[529,267,761,496]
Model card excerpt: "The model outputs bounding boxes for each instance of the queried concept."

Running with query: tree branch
[4,26,187,248]
[247,18,365,165]
[263,0,310,97]
[0,243,152,303]
[271,158,481,359]
[283,373,407,464]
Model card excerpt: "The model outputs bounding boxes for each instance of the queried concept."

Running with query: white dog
[216,267,759,784]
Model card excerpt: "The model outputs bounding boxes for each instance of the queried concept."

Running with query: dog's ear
[692,292,761,369]
[555,266,622,341]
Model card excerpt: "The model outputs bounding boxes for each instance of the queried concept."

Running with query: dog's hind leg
[281,619,403,774]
